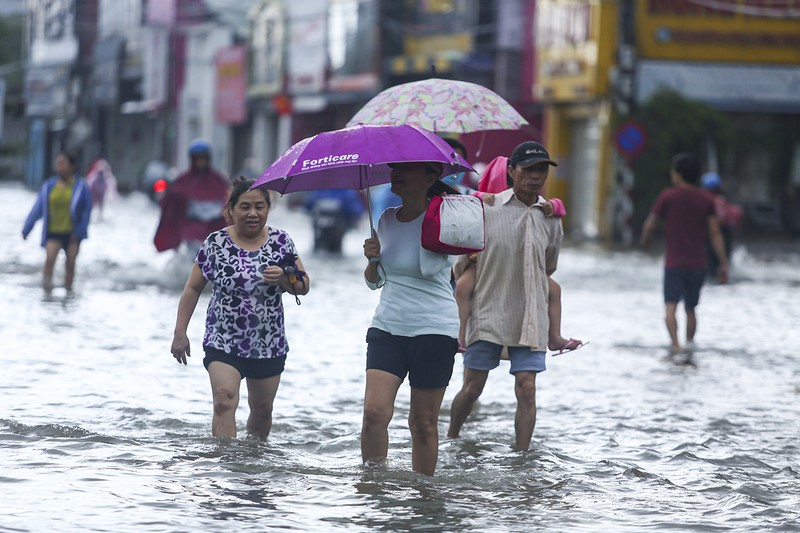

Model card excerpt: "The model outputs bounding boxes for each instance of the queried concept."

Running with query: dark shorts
[663,268,706,308]
[203,346,286,380]
[366,327,457,389]
[46,232,73,252]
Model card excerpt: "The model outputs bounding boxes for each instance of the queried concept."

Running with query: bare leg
[408,386,447,475]
[685,306,697,344]
[447,367,489,438]
[361,369,402,466]
[513,371,537,451]
[547,277,564,349]
[547,278,582,351]
[245,374,281,438]
[665,302,681,353]
[64,238,80,291]
[43,240,61,291]
[207,361,241,438]
[455,263,476,349]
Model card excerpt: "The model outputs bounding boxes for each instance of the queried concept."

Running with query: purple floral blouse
[196,228,298,359]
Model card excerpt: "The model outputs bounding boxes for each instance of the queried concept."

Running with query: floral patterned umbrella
[346,78,528,133]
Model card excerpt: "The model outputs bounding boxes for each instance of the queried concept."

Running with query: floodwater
[1,182,799,532]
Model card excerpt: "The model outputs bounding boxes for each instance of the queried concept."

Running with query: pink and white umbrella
[346,78,528,134]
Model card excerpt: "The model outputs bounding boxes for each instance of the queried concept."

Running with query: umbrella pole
[364,168,375,236]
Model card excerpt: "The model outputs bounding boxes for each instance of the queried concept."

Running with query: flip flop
[551,339,588,356]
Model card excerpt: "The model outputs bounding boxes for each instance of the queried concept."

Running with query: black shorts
[203,346,285,380]
[46,232,72,252]
[365,327,457,389]
[663,268,706,308]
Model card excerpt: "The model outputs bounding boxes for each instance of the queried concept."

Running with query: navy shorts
[46,232,73,252]
[365,328,457,389]
[663,268,706,308]
[203,346,285,380]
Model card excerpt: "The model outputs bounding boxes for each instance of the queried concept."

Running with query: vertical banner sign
[215,45,247,124]
[144,27,168,107]
[287,0,327,95]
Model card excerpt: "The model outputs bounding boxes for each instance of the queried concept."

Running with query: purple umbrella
[251,123,476,232]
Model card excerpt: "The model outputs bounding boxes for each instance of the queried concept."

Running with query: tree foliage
[628,89,733,230]
[0,14,24,96]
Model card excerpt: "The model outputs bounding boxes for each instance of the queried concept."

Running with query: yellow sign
[636,0,800,63]
[535,1,617,103]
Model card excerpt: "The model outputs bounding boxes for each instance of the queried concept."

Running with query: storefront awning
[637,60,800,112]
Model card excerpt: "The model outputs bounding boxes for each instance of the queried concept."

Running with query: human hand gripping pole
[363,230,385,288]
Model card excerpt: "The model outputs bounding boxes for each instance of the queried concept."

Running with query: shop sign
[215,46,247,124]
[287,0,327,95]
[25,66,69,117]
[637,0,800,64]
[250,0,284,97]
[29,0,79,65]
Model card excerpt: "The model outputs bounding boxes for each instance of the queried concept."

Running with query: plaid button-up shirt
[457,188,563,351]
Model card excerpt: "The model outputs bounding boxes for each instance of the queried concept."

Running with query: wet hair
[388,161,443,178]
[59,151,78,167]
[227,177,271,210]
[425,162,444,177]
[443,138,468,160]
[671,153,701,185]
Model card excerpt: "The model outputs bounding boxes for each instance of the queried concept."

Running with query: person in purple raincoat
[170,178,310,439]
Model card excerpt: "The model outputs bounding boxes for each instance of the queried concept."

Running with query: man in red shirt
[640,153,728,355]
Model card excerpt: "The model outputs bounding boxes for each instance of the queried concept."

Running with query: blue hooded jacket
[22,176,93,247]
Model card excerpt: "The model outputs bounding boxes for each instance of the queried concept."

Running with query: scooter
[310,197,350,253]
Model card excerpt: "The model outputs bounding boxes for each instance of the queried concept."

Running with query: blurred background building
[1,0,799,242]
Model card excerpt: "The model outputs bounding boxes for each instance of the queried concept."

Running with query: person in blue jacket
[22,151,93,292]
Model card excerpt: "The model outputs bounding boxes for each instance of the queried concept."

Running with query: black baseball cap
[509,141,557,168]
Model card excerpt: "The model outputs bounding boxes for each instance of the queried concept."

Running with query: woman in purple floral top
[170,178,310,439]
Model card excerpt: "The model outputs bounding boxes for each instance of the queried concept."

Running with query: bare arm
[545,223,563,276]
[640,213,659,249]
[171,264,208,364]
[708,216,729,284]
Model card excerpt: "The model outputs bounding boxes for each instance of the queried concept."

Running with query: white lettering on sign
[301,153,361,169]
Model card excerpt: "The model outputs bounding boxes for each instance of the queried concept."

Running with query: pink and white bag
[421,195,485,255]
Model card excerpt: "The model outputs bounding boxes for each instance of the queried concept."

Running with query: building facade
[629,0,800,235]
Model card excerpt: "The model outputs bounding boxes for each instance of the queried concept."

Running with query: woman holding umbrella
[362,161,459,476]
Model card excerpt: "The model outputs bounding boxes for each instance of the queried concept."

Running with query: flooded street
[1,182,799,532]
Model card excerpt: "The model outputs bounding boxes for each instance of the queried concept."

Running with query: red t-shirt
[652,186,716,269]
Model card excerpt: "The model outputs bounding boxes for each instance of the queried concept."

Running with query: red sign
[215,46,247,124]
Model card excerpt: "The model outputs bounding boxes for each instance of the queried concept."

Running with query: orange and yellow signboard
[636,0,800,64]
[535,0,617,103]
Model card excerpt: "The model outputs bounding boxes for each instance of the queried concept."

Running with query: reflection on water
[1,183,799,531]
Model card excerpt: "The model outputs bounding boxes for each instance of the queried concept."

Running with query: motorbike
[305,189,365,254]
